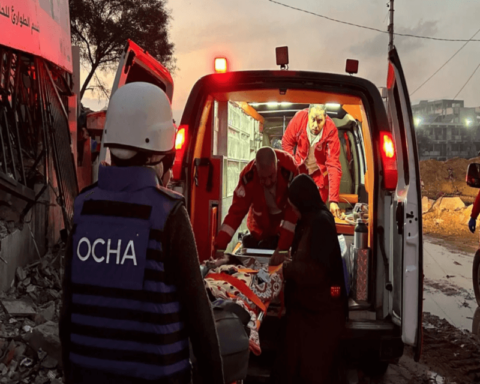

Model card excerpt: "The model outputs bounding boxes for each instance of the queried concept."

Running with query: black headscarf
[288,174,342,282]
[288,174,328,215]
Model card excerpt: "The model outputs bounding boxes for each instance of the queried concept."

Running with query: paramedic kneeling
[213,147,299,265]
[59,82,224,384]
[282,104,343,218]
[272,174,347,384]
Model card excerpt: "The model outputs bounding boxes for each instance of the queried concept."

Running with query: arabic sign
[0,0,72,73]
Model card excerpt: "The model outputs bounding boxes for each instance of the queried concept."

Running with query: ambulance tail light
[173,125,188,179]
[330,286,341,298]
[380,132,398,191]
[175,127,186,150]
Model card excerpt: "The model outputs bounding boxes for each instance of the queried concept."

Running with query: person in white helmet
[60,82,224,384]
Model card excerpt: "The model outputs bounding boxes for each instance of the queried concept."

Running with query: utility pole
[388,0,395,52]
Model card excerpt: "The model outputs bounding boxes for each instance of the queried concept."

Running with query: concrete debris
[432,196,465,212]
[422,196,435,213]
[16,267,27,282]
[37,348,47,361]
[35,302,56,325]
[1,298,37,317]
[34,376,50,384]
[47,370,57,380]
[20,357,33,367]
[29,321,62,365]
[0,245,65,383]
[41,355,58,369]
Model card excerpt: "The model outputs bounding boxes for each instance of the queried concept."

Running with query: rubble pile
[0,245,64,384]
[421,196,479,251]
[420,156,480,204]
[422,312,480,383]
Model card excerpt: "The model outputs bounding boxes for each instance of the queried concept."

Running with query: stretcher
[201,248,284,383]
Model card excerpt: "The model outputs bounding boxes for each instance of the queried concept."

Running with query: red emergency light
[172,125,188,179]
[380,132,398,191]
[214,57,228,73]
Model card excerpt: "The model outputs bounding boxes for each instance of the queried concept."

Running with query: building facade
[412,100,480,161]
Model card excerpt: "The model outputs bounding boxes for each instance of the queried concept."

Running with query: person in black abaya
[271,174,347,384]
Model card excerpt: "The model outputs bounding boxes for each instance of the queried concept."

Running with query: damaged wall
[0,46,77,292]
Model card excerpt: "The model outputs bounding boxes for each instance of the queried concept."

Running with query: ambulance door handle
[396,202,404,235]
[377,226,392,291]
[193,158,213,192]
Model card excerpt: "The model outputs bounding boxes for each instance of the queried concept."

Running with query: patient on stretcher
[203,252,283,355]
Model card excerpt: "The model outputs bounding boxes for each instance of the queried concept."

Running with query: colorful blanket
[204,259,283,355]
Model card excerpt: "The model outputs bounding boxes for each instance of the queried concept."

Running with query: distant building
[412,99,480,160]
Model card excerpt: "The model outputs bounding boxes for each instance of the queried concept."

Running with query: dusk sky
[81,0,480,123]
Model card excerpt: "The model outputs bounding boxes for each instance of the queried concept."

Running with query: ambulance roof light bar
[214,57,228,73]
[276,46,289,70]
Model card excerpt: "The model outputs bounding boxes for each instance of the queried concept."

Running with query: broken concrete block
[48,290,60,300]
[29,322,61,367]
[40,356,58,369]
[34,376,50,384]
[432,197,465,212]
[1,298,36,318]
[35,302,56,325]
[40,302,55,322]
[1,340,16,366]
[422,196,435,213]
[26,285,36,293]
[16,267,26,282]
[14,342,26,360]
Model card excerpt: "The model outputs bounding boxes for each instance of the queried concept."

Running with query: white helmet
[103,82,176,155]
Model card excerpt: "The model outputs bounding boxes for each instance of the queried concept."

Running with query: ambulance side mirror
[466,163,480,188]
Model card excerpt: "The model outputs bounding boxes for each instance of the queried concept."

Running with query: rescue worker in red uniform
[282,104,342,218]
[213,147,299,265]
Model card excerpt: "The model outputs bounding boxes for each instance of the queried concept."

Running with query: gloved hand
[469,217,476,233]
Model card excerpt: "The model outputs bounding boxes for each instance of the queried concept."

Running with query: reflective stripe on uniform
[280,220,296,233]
[220,224,235,237]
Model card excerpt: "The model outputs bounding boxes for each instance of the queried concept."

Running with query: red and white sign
[0,0,72,73]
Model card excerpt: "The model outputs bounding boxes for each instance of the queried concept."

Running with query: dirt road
[365,236,480,384]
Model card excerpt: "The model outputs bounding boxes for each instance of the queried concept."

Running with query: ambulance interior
[189,88,374,311]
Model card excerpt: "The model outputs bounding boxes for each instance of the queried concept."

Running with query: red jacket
[214,150,299,252]
[282,109,342,203]
[472,191,480,219]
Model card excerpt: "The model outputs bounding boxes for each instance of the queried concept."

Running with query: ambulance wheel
[473,249,480,307]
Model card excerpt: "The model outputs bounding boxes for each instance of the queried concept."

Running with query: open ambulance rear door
[98,40,174,170]
[386,48,423,361]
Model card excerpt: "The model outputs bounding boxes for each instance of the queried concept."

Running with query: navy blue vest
[69,166,190,382]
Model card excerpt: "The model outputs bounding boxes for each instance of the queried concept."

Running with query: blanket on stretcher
[204,259,283,355]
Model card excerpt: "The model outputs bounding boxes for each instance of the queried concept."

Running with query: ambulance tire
[472,249,480,307]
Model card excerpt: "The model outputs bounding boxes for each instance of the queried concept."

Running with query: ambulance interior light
[326,103,341,109]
